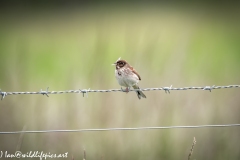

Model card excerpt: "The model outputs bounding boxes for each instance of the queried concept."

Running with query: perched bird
[113,58,146,99]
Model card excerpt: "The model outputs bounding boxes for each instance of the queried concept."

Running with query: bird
[113,57,146,99]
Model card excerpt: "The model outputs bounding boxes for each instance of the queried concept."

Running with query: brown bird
[113,58,146,99]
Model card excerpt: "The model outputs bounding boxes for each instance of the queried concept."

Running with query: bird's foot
[121,87,129,93]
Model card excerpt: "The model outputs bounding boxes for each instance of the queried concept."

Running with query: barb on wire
[0,124,239,134]
[40,87,49,97]
[163,85,172,94]
[0,89,7,100]
[79,88,90,97]
[203,85,215,92]
[0,85,239,100]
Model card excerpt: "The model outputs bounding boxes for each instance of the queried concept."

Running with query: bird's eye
[118,61,124,66]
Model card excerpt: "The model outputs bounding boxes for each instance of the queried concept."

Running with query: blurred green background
[0,2,240,160]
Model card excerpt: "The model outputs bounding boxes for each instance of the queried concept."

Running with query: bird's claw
[121,87,129,93]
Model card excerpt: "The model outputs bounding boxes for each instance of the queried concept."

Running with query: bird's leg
[125,87,129,93]
[121,87,129,93]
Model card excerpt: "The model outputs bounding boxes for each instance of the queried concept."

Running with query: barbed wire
[0,85,239,100]
[1,85,239,134]
[0,124,239,134]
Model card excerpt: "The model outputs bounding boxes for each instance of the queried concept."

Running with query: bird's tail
[133,85,147,99]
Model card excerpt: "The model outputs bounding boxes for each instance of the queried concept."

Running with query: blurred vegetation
[0,3,240,160]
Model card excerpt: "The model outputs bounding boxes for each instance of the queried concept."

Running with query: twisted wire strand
[1,85,239,99]
[0,124,239,134]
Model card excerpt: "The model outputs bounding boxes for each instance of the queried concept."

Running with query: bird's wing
[130,66,141,80]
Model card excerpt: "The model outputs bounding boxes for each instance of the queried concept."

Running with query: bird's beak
[112,57,120,65]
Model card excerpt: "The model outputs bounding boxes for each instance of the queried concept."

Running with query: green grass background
[0,3,240,159]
